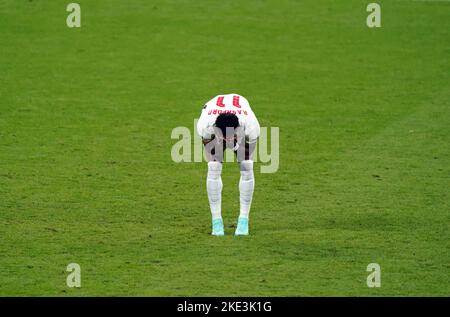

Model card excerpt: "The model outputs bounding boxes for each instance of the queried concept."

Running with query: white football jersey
[197,94,260,143]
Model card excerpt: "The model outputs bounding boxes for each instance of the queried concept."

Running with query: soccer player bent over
[196,94,260,236]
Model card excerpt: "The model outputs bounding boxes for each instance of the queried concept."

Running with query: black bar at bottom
[1,297,448,314]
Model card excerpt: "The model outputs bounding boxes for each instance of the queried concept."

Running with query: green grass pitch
[1,0,449,296]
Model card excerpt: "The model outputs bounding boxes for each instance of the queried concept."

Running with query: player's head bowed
[213,113,244,147]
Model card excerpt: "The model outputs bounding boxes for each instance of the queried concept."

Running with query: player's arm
[245,111,260,144]
[199,125,216,145]
[197,103,214,140]
[197,112,219,161]
[202,136,214,145]
[236,114,260,161]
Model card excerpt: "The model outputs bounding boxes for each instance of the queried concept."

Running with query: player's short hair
[215,113,240,137]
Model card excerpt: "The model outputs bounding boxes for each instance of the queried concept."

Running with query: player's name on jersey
[207,109,249,116]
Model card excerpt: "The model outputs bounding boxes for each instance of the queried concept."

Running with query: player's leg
[235,141,256,236]
[207,161,224,236]
[204,139,226,236]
